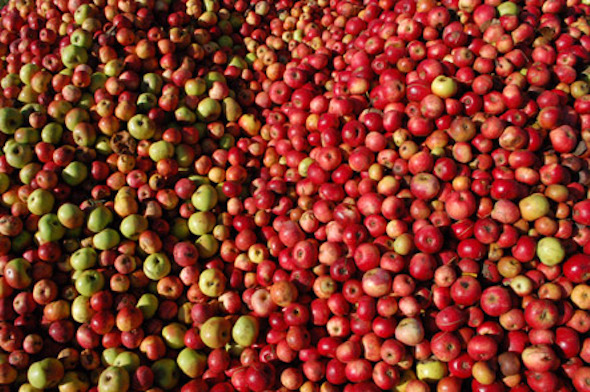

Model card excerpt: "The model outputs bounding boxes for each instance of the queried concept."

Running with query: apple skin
[232,315,260,347]
[27,358,65,389]
[200,317,232,349]
[177,348,207,378]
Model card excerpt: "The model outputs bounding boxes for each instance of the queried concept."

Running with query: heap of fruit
[0,0,590,391]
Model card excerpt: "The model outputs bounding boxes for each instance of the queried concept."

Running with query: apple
[177,348,207,378]
[232,315,260,347]
[27,358,64,389]
[431,75,458,99]
[200,317,232,349]
[536,237,565,266]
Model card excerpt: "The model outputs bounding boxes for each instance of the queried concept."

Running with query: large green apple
[97,366,130,392]
[27,358,65,389]
[71,295,95,324]
[177,348,207,378]
[4,140,33,169]
[416,359,447,383]
[38,213,66,242]
[61,161,88,186]
[41,122,64,143]
[197,97,221,122]
[200,317,232,348]
[151,359,180,390]
[113,352,141,373]
[57,203,85,229]
[198,268,226,297]
[70,247,97,271]
[519,193,550,221]
[0,107,23,134]
[70,29,93,49]
[74,270,105,296]
[87,205,113,233]
[93,228,120,250]
[128,114,155,140]
[537,237,565,266]
[232,315,260,347]
[120,214,148,240]
[136,293,159,319]
[148,140,174,162]
[101,348,125,367]
[162,323,188,349]
[27,189,55,216]
[61,45,88,69]
[191,184,218,211]
[143,253,171,280]
[188,211,216,235]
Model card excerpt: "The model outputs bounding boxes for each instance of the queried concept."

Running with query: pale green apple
[113,351,141,373]
[136,293,159,319]
[57,203,85,229]
[75,270,105,296]
[162,323,188,349]
[198,268,226,297]
[93,228,120,250]
[148,140,174,162]
[61,45,88,69]
[101,348,125,367]
[188,211,216,235]
[519,193,550,221]
[71,295,95,324]
[200,317,232,348]
[27,358,65,389]
[38,213,66,242]
[416,359,447,383]
[191,184,218,211]
[58,371,90,392]
[70,29,93,49]
[537,237,565,266]
[431,75,458,99]
[41,122,64,143]
[128,114,155,140]
[177,348,207,378]
[143,253,171,280]
[232,315,260,347]
[195,234,219,258]
[120,214,148,240]
[70,247,97,271]
[97,366,130,392]
[87,205,113,233]
[61,161,88,186]
[0,107,23,134]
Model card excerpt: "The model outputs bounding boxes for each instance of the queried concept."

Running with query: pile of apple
[0,0,590,391]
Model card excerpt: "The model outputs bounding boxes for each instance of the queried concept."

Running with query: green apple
[41,122,64,143]
[136,293,159,319]
[73,4,94,24]
[90,72,107,92]
[128,114,156,140]
[537,237,565,266]
[141,73,163,94]
[87,205,113,233]
[177,348,207,378]
[19,63,39,85]
[497,1,519,15]
[58,371,90,392]
[27,358,65,389]
[171,218,190,240]
[4,258,32,289]
[232,315,260,347]
[519,193,550,221]
[196,234,219,258]
[185,78,207,96]
[120,214,148,240]
[162,323,188,349]
[61,45,88,69]
[97,366,130,392]
[198,268,226,297]
[38,213,66,242]
[101,348,125,367]
[113,352,140,373]
[0,173,10,194]
[205,71,226,87]
[19,383,43,392]
[104,59,124,77]
[200,317,232,349]
[71,295,95,324]
[143,253,171,280]
[197,97,222,122]
[175,106,196,123]
[148,140,174,162]
[136,93,157,112]
[4,141,33,169]
[70,28,93,49]
[70,247,97,271]
[57,203,85,229]
[175,144,196,168]
[75,270,105,296]
[431,75,458,99]
[62,161,88,186]
[188,211,216,235]
[151,359,180,390]
[27,189,55,216]
[191,184,218,211]
[416,359,447,383]
[93,228,120,250]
